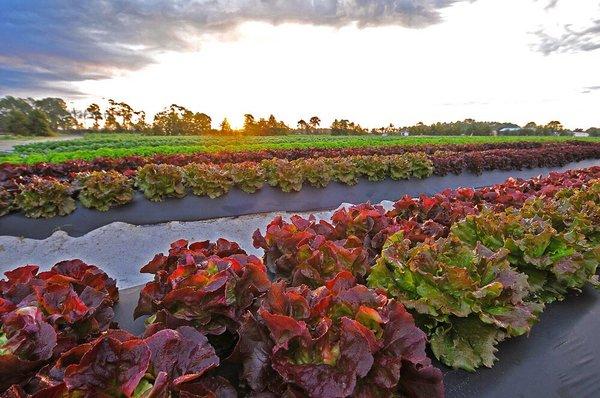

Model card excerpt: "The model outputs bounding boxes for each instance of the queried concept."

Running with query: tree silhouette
[309,116,321,133]
[220,118,232,134]
[85,104,103,130]
[297,119,309,132]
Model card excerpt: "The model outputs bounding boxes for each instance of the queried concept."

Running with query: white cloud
[70,0,600,128]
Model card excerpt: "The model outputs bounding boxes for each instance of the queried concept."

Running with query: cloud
[533,19,600,54]
[581,85,600,94]
[0,0,473,94]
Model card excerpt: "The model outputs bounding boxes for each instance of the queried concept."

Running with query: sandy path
[0,135,81,152]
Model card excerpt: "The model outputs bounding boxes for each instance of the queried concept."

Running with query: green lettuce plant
[331,158,360,185]
[224,161,265,193]
[184,163,233,198]
[405,152,434,179]
[76,170,134,211]
[298,157,334,188]
[16,177,76,218]
[353,155,389,181]
[369,232,541,371]
[452,199,600,303]
[135,164,186,202]
[386,152,434,180]
[260,158,304,192]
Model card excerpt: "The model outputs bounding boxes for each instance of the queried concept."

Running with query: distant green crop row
[1,134,598,164]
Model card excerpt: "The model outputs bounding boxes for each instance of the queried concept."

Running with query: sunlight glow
[72,0,600,129]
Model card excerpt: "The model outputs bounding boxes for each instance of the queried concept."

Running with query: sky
[1,0,599,129]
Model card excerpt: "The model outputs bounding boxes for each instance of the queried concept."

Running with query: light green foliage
[135,164,186,202]
[353,155,389,181]
[387,152,434,180]
[76,170,134,211]
[452,187,600,303]
[299,157,334,188]
[224,162,265,193]
[369,231,538,371]
[184,163,233,198]
[17,177,76,218]
[370,182,600,371]
[430,317,506,372]
[331,158,360,185]
[260,158,304,193]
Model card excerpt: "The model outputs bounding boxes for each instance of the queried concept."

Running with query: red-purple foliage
[0,261,119,391]
[135,239,271,337]
[3,327,236,398]
[230,272,444,397]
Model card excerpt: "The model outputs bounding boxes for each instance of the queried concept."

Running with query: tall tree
[309,116,321,133]
[220,118,232,134]
[33,97,77,130]
[27,109,54,136]
[243,114,257,135]
[104,99,120,131]
[86,103,103,130]
[297,119,309,132]
[133,110,148,131]
[545,120,564,132]
[3,110,30,135]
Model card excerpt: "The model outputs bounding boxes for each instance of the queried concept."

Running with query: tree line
[0,96,598,137]
[0,97,78,136]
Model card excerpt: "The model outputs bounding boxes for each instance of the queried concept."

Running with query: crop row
[3,143,600,219]
[2,141,599,180]
[3,135,597,164]
[0,153,434,218]
[2,167,598,397]
[251,166,600,372]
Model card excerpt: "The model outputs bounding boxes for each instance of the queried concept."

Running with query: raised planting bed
[1,158,598,239]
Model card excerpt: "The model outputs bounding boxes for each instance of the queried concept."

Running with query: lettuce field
[0,136,599,397]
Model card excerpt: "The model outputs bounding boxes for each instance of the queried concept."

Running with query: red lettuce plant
[3,327,236,398]
[0,261,118,391]
[230,272,444,397]
[253,215,371,287]
[135,239,271,338]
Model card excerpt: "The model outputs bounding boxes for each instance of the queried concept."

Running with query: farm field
[2,139,600,221]
[2,133,599,164]
[3,0,599,395]
[1,166,599,397]
[1,133,600,398]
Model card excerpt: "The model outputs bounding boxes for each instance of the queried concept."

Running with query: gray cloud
[534,19,600,55]
[0,0,473,94]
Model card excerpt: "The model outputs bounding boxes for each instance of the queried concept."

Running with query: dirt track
[0,135,80,152]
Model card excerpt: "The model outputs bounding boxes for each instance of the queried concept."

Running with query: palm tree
[297,119,309,133]
[309,116,321,133]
